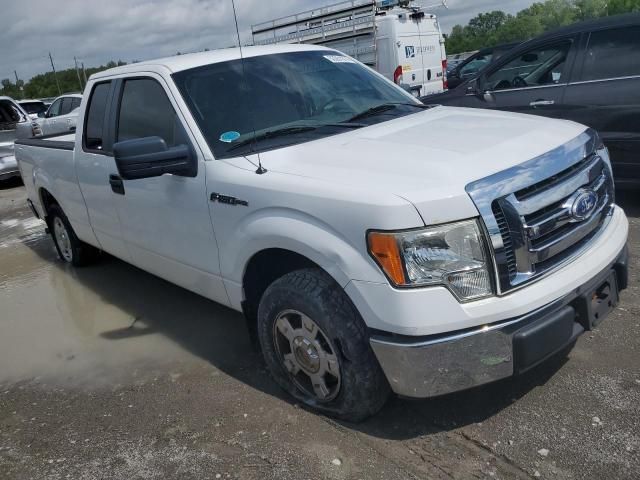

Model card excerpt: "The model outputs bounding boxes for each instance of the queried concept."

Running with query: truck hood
[257,106,587,225]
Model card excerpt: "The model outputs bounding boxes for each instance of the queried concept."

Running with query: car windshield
[173,50,421,158]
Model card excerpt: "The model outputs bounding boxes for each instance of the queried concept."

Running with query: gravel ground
[0,178,638,480]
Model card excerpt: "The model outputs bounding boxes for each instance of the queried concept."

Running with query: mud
[1,179,639,479]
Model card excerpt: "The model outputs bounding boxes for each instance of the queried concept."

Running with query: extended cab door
[562,25,640,186]
[110,75,229,305]
[461,37,578,117]
[75,80,132,261]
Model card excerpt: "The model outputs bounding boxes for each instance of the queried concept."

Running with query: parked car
[0,96,28,182]
[36,93,82,136]
[15,45,629,420]
[447,42,520,89]
[18,99,49,120]
[423,13,640,187]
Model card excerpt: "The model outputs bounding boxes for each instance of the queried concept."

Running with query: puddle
[0,194,251,387]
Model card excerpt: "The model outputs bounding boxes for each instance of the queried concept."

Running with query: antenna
[231,0,267,175]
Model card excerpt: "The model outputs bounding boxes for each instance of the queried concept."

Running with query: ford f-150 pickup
[15,44,629,421]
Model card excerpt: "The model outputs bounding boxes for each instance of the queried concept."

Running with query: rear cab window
[579,26,640,81]
[84,82,112,153]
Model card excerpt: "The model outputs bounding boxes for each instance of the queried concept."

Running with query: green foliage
[608,0,640,15]
[445,0,640,54]
[0,60,126,100]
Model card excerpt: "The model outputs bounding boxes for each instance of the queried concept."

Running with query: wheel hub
[53,217,72,262]
[293,337,320,373]
[273,309,341,402]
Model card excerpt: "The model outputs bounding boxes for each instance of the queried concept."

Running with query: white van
[252,0,447,97]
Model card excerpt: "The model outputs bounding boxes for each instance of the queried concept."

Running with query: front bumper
[370,244,629,398]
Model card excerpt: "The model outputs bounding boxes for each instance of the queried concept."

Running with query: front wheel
[257,268,390,421]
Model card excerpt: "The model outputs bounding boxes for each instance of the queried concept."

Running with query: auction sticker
[324,55,356,64]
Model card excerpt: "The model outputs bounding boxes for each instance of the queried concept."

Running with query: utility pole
[81,62,88,85]
[74,56,83,90]
[48,52,62,95]
[13,71,22,99]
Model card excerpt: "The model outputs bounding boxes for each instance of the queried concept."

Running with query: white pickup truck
[15,45,629,421]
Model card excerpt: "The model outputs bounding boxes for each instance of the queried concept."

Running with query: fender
[220,207,388,310]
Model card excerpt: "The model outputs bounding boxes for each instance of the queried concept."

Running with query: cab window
[581,26,640,81]
[116,78,183,148]
[486,41,571,91]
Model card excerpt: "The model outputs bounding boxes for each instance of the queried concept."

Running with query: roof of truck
[92,44,331,80]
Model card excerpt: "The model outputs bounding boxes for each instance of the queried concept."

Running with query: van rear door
[396,15,444,97]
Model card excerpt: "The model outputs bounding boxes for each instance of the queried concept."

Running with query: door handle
[109,174,125,195]
[529,100,555,107]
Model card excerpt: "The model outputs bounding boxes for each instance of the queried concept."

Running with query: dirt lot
[0,178,638,480]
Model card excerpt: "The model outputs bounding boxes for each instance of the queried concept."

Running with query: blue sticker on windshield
[219,131,241,143]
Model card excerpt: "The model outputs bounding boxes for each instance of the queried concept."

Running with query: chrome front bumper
[370,245,628,398]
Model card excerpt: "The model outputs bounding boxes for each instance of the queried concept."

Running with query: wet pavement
[0,178,639,479]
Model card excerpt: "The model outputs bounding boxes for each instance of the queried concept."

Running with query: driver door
[478,37,579,118]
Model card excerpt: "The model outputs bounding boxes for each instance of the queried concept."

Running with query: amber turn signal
[367,232,406,285]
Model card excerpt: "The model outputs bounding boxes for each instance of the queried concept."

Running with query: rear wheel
[257,268,390,421]
[48,204,98,266]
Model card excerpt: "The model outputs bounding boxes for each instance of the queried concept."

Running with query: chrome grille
[466,129,615,294]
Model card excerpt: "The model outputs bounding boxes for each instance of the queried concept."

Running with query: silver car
[0,96,26,182]
[36,93,82,136]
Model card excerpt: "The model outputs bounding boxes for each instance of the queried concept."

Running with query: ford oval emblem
[571,189,598,221]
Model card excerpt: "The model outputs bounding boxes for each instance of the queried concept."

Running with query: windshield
[173,50,420,159]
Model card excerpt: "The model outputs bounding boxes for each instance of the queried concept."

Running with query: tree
[574,0,608,19]
[0,79,24,100]
[608,0,640,14]
[444,0,640,55]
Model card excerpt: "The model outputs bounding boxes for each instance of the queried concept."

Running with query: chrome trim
[568,74,640,86]
[370,240,628,398]
[484,83,566,94]
[466,129,614,294]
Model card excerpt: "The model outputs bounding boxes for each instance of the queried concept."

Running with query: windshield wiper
[226,122,365,152]
[347,102,429,122]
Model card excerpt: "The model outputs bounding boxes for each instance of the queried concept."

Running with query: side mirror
[38,111,46,118]
[113,136,196,180]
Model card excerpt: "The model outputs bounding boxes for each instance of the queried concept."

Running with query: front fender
[220,207,388,309]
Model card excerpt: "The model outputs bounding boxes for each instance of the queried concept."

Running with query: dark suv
[425,13,640,187]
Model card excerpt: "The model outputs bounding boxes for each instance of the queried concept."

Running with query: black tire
[47,204,98,266]
[257,268,390,421]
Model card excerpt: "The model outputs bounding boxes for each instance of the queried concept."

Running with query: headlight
[367,219,493,301]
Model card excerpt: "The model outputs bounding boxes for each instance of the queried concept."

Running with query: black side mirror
[113,136,196,180]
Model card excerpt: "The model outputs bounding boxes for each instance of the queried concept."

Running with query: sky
[0,0,535,82]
